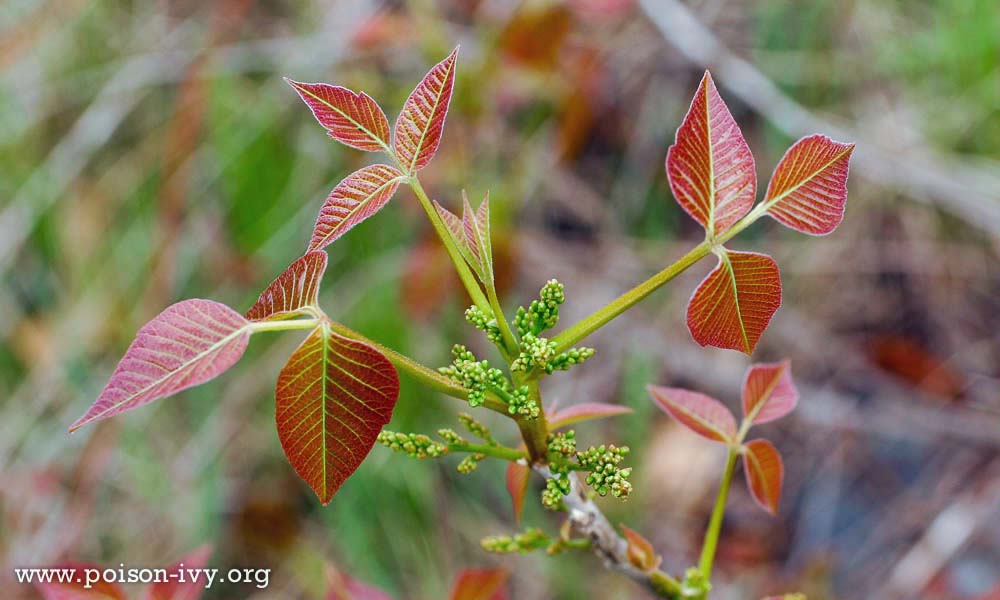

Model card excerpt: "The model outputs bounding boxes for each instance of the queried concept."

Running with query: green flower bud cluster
[506,385,539,418]
[577,444,633,498]
[439,345,506,407]
[377,431,448,459]
[548,431,578,462]
[457,412,495,444]
[546,347,596,373]
[514,279,565,337]
[481,528,550,554]
[457,454,485,474]
[465,305,502,344]
[437,428,466,445]
[511,333,557,372]
[542,476,571,510]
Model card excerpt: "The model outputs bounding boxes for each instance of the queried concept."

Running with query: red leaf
[327,565,395,600]
[742,439,783,515]
[686,250,781,354]
[145,545,213,600]
[449,568,508,600]
[742,361,798,425]
[246,252,327,321]
[70,300,251,432]
[433,192,493,284]
[765,135,854,235]
[308,164,406,252]
[394,47,458,173]
[547,402,633,430]
[666,71,756,235]
[276,323,399,504]
[285,80,391,152]
[647,385,737,443]
[620,524,662,572]
[505,461,530,524]
[35,563,126,600]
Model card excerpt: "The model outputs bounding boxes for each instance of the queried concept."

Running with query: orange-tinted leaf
[505,461,530,524]
[742,439,783,515]
[327,565,395,600]
[742,361,798,425]
[145,545,213,600]
[70,300,251,432]
[666,71,756,235]
[548,402,633,430]
[449,568,508,600]
[308,164,406,252]
[394,47,458,173]
[647,385,737,443]
[246,252,327,321]
[35,564,126,600]
[620,524,662,572]
[765,135,854,235]
[286,80,391,152]
[276,323,399,504]
[687,250,781,354]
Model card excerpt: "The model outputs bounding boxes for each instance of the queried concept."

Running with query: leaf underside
[246,251,328,321]
[286,80,390,152]
[276,324,399,504]
[547,402,634,430]
[666,71,756,235]
[394,47,459,173]
[765,134,855,235]
[743,438,784,515]
[449,568,509,600]
[505,461,531,524]
[70,299,250,432]
[433,192,494,285]
[309,164,405,252]
[687,250,781,354]
[742,360,798,424]
[647,385,737,443]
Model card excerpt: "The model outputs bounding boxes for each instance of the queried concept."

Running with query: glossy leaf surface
[743,438,783,515]
[394,47,458,173]
[308,164,406,252]
[742,361,798,424]
[648,385,737,443]
[765,135,854,235]
[246,252,327,321]
[286,80,390,152]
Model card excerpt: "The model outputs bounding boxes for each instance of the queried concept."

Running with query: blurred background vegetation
[2,0,999,598]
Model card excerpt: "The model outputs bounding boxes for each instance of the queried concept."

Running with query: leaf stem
[487,284,519,359]
[250,318,321,333]
[515,380,550,463]
[698,448,739,584]
[448,442,525,462]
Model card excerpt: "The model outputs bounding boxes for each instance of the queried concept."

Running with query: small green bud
[513,279,566,337]
[506,385,540,418]
[465,305,503,343]
[457,413,495,444]
[541,476,571,510]
[546,346,596,373]
[377,430,448,459]
[511,333,557,372]
[481,527,550,554]
[437,428,465,445]
[457,454,483,474]
[577,444,632,499]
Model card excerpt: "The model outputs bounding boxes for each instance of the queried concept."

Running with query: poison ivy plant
[72,48,853,598]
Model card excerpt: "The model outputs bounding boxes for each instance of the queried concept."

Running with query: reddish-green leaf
[432,192,494,285]
[547,402,634,430]
[69,300,251,432]
[687,250,781,354]
[276,323,399,504]
[246,252,327,322]
[308,164,406,252]
[505,461,530,524]
[742,438,783,515]
[742,361,798,425]
[394,47,458,173]
[327,565,395,600]
[666,71,756,235]
[449,568,508,600]
[35,564,126,600]
[286,80,391,152]
[620,524,662,573]
[647,385,737,443]
[145,545,212,600]
[765,135,855,235]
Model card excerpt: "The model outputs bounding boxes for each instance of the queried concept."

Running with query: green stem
[649,570,684,599]
[249,318,321,333]
[515,380,549,463]
[487,284,519,359]
[698,448,738,583]
[409,176,492,316]
[448,442,525,462]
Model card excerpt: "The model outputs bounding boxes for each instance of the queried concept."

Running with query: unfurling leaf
[327,564,395,600]
[308,164,406,252]
[687,250,781,354]
[70,300,251,432]
[146,545,213,600]
[246,252,327,321]
[449,568,508,600]
[742,360,798,425]
[505,461,530,524]
[647,385,737,443]
[432,192,494,285]
[765,135,854,235]
[620,524,662,573]
[35,564,126,600]
[742,438,783,515]
[394,47,459,173]
[547,402,634,430]
[285,80,391,152]
[276,323,399,504]
[666,71,756,236]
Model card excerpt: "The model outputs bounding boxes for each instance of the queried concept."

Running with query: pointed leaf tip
[621,524,662,573]
[70,300,250,433]
[246,251,328,321]
[742,360,798,425]
[742,439,783,515]
[276,324,399,504]
[547,402,633,430]
[666,71,756,235]
[765,134,854,235]
[687,250,781,354]
[394,48,459,173]
[308,164,406,252]
[648,385,737,443]
[286,79,391,152]
[505,461,530,524]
